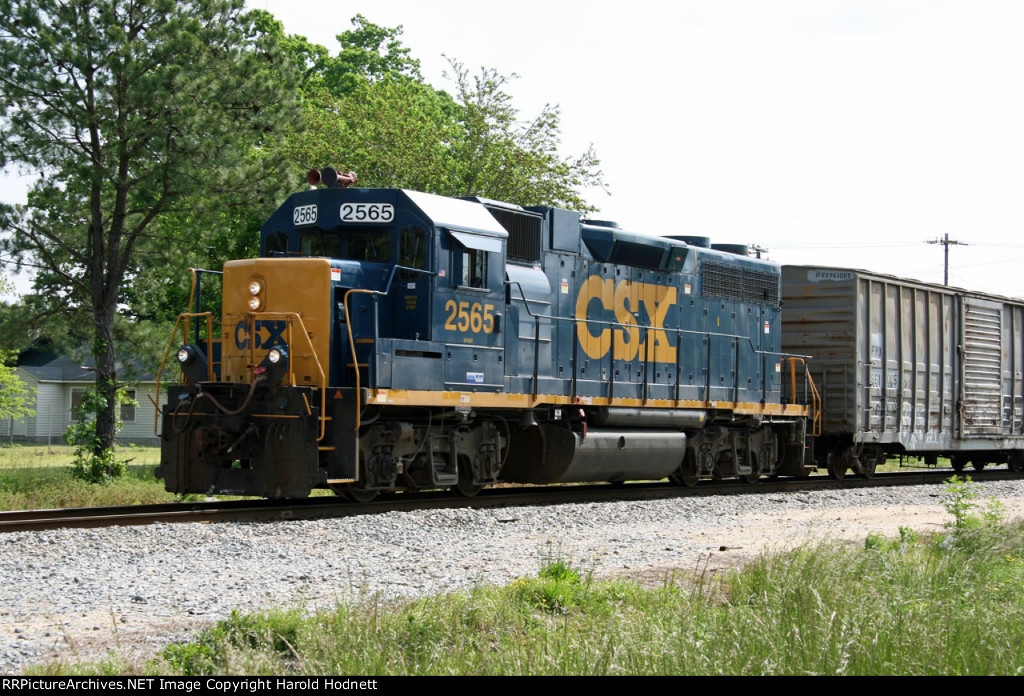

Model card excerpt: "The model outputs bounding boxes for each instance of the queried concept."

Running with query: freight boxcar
[781,265,1024,478]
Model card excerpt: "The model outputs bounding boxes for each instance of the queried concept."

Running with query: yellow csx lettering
[575,276,677,363]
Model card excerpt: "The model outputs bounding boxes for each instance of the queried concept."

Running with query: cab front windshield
[296,226,427,269]
[299,228,391,262]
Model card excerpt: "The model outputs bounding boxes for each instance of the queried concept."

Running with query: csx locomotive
[157,168,817,499]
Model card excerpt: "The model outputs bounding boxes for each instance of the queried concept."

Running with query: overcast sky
[4,1,1024,298]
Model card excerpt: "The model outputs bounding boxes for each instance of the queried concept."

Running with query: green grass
[0,443,336,509]
[0,444,179,509]
[37,502,1022,676]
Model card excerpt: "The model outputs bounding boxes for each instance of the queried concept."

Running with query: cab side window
[461,249,488,289]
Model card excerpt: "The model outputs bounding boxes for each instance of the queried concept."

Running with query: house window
[121,390,137,423]
[70,388,86,421]
[70,387,137,422]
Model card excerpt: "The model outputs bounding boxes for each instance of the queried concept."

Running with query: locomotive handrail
[344,288,386,430]
[783,357,822,436]
[152,311,217,436]
[186,268,223,347]
[344,266,437,430]
[506,280,539,317]
[241,310,328,442]
[382,264,437,295]
[549,312,813,409]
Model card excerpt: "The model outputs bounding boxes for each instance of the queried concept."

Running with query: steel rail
[1,468,1018,534]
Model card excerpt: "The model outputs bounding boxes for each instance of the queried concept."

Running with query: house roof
[19,354,157,383]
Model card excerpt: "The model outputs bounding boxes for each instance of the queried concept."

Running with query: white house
[1,353,165,446]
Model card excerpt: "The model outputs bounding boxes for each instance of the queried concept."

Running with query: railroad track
[1,468,1017,533]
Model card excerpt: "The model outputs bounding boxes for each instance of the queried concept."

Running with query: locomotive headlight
[248,295,263,311]
[176,345,209,385]
[258,345,289,386]
[248,280,263,295]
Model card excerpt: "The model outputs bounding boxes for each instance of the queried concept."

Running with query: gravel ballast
[2,478,1023,673]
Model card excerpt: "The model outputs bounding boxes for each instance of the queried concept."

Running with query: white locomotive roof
[402,190,509,239]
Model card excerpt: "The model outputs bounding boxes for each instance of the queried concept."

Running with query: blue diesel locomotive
[157,169,816,499]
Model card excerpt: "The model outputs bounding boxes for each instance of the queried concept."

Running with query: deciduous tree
[0,0,299,458]
[0,350,35,442]
[261,13,605,210]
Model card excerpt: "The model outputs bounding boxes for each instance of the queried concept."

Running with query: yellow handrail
[242,311,328,442]
[783,357,822,437]
[152,310,328,443]
[151,311,216,436]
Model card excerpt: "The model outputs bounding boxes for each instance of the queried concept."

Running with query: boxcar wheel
[827,460,846,481]
[827,449,848,481]
[971,460,986,472]
[858,446,882,479]
[1009,452,1023,473]
[950,454,966,473]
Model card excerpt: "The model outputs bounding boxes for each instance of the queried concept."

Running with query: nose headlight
[248,295,262,310]
[176,345,209,385]
[258,345,289,385]
[248,280,263,295]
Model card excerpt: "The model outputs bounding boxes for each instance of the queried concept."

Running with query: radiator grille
[485,207,541,263]
[702,260,779,306]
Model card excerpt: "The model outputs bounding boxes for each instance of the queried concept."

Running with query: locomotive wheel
[1009,452,1024,473]
[670,451,699,488]
[455,458,484,498]
[741,472,760,485]
[345,486,379,503]
[950,454,966,473]
[456,479,484,497]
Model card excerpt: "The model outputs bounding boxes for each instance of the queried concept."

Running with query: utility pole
[927,234,967,286]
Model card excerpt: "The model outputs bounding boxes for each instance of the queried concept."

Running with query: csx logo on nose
[575,276,677,363]
[234,320,287,350]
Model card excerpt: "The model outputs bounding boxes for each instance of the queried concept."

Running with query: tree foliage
[270,15,605,212]
[0,350,35,427]
[445,59,604,211]
[253,10,422,98]
[0,0,300,456]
